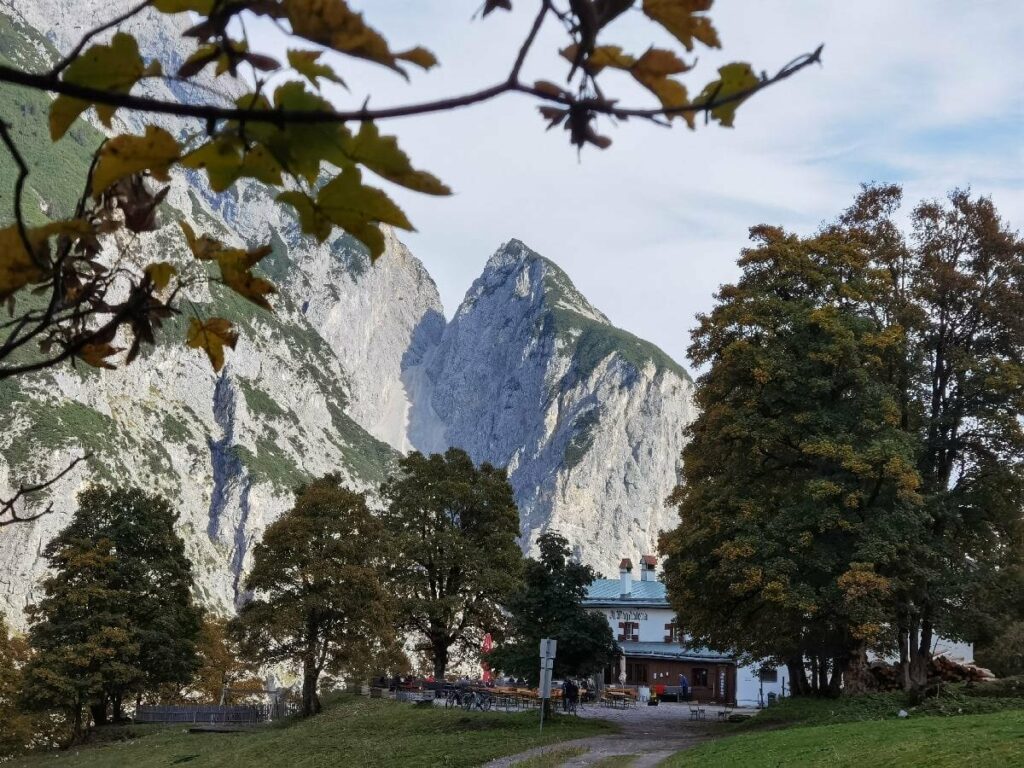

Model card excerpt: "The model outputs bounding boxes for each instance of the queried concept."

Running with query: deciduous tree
[381,449,523,679]
[662,186,1024,695]
[231,475,398,717]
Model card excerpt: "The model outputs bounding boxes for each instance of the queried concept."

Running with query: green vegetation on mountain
[0,14,102,224]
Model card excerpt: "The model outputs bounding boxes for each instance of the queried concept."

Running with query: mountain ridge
[0,1,696,624]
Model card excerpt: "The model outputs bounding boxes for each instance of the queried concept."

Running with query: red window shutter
[618,622,626,642]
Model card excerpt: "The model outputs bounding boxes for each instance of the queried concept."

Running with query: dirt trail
[482,702,739,767]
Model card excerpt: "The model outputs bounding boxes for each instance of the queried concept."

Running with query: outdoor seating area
[600,687,637,709]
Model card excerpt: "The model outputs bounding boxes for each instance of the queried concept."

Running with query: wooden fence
[134,705,268,724]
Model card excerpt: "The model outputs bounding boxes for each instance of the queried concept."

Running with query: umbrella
[481,633,493,683]
[618,654,626,685]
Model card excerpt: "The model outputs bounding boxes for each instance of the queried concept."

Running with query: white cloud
[250,1,1024,368]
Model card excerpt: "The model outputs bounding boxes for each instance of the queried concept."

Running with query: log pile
[867,655,996,691]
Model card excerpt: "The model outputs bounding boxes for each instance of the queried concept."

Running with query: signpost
[539,638,557,732]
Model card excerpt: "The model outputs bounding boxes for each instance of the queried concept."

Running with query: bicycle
[461,689,493,712]
[444,688,465,709]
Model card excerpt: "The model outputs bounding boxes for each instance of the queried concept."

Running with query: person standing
[679,672,690,701]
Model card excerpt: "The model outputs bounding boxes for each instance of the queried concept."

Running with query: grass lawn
[661,709,1024,767]
[12,695,610,768]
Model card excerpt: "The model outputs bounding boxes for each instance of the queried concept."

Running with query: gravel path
[483,702,751,767]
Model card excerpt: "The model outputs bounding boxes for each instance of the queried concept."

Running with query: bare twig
[0,454,89,526]
[49,0,154,77]
[0,121,35,264]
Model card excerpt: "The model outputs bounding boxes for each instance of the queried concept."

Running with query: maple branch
[0,454,88,527]
[0,45,823,126]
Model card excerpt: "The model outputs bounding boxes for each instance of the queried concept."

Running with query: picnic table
[601,688,636,709]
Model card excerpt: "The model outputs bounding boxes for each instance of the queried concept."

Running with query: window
[664,621,682,643]
[759,666,778,683]
[617,621,639,642]
[692,668,709,687]
[626,663,648,684]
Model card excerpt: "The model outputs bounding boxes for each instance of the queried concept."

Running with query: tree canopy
[380,448,523,679]
[488,531,616,684]
[231,475,400,716]
[21,485,202,740]
[661,185,1024,694]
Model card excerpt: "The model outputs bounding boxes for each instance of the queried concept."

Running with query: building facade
[584,556,786,707]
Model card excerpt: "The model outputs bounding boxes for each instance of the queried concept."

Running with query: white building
[583,555,786,707]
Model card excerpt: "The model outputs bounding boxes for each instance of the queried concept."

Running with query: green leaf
[696,62,759,127]
[317,166,413,260]
[287,49,346,88]
[277,191,333,243]
[50,33,161,140]
[181,136,283,192]
[90,126,181,197]
[342,122,451,196]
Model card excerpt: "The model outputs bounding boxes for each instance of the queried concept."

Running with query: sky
[250,1,1024,370]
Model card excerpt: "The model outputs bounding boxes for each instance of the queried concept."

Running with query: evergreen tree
[231,476,398,717]
[21,486,202,739]
[380,449,523,679]
[488,532,616,684]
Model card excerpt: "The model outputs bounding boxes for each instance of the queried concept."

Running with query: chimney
[640,554,658,582]
[619,558,633,596]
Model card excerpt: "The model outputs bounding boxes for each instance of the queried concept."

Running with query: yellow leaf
[186,317,238,372]
[560,44,635,74]
[217,246,276,311]
[630,48,693,125]
[50,33,160,140]
[179,221,223,260]
[0,226,47,300]
[78,343,122,370]
[144,262,176,290]
[695,62,759,127]
[282,0,433,76]
[642,0,721,52]
[395,47,438,71]
[0,220,91,300]
[317,166,413,260]
[287,49,346,88]
[91,126,181,197]
[341,122,451,195]
[181,136,244,192]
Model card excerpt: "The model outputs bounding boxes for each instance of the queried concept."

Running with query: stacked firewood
[866,656,997,691]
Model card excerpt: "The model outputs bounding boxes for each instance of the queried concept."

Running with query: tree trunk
[68,703,85,746]
[112,692,125,723]
[301,655,321,717]
[90,699,108,727]
[908,618,933,692]
[432,640,449,681]
[843,643,873,695]
[785,654,810,696]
